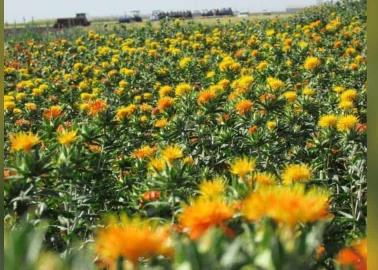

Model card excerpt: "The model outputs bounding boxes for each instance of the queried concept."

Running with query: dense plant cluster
[4,1,366,269]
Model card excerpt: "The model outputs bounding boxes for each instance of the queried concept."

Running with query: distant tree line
[201,8,234,17]
[153,8,234,20]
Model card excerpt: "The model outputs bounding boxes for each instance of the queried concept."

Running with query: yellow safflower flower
[155,118,168,128]
[24,102,37,111]
[282,91,297,102]
[148,158,165,172]
[337,115,358,132]
[257,61,268,71]
[116,104,137,121]
[179,57,191,68]
[175,83,192,96]
[266,121,277,130]
[252,172,277,185]
[340,89,358,102]
[282,164,312,185]
[318,114,338,128]
[339,100,354,110]
[132,145,156,159]
[242,184,330,226]
[199,177,226,200]
[333,86,345,93]
[267,77,285,91]
[197,88,217,105]
[57,130,78,146]
[10,132,40,152]
[4,101,16,111]
[235,99,253,115]
[303,87,315,96]
[230,157,256,178]
[304,56,321,70]
[161,145,183,164]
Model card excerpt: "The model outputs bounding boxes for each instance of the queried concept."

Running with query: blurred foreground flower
[179,198,234,240]
[242,184,330,226]
[336,238,366,270]
[95,215,173,267]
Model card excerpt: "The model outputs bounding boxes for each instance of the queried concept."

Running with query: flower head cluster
[95,215,173,266]
[242,184,330,226]
[179,178,234,240]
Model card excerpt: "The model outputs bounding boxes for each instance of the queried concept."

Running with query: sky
[5,0,319,23]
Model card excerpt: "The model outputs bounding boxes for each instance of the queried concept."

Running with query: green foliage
[4,0,366,268]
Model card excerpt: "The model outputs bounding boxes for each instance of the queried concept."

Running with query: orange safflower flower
[222,113,231,122]
[88,99,107,116]
[131,145,156,159]
[15,118,30,127]
[248,125,258,135]
[242,184,330,226]
[3,168,17,181]
[95,216,173,267]
[151,107,160,116]
[336,239,366,270]
[316,245,326,259]
[157,97,174,112]
[235,99,253,115]
[86,143,102,153]
[197,88,217,104]
[179,198,234,239]
[259,93,276,103]
[43,105,62,120]
[142,191,161,202]
[355,123,367,133]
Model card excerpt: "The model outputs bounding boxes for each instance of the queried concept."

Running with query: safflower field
[4,1,367,269]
